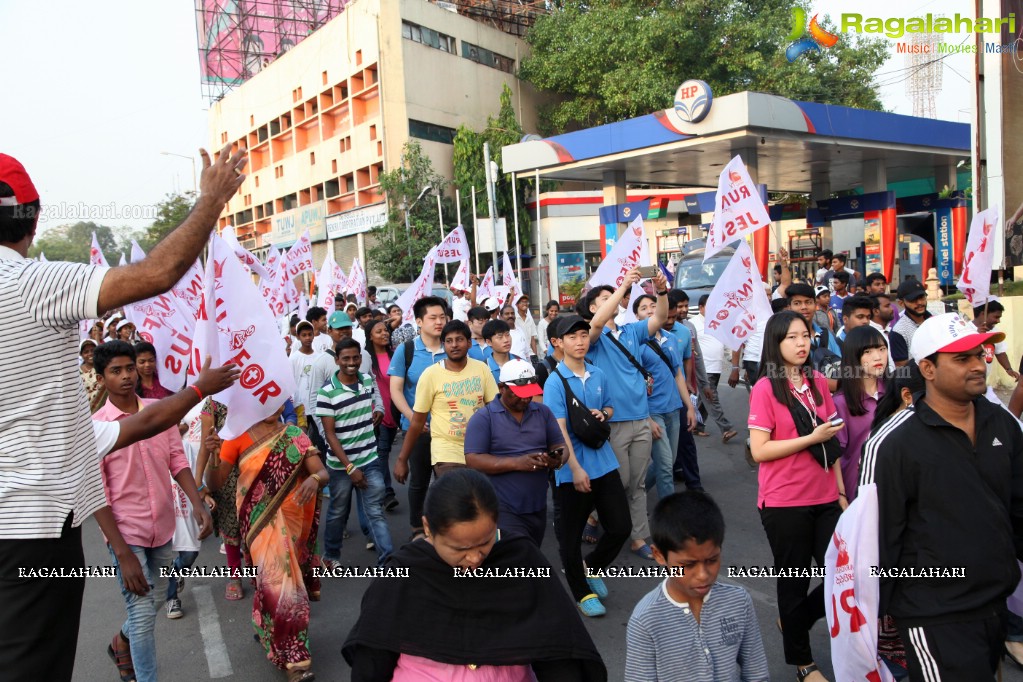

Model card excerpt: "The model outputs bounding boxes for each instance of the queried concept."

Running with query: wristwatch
[600,409,610,421]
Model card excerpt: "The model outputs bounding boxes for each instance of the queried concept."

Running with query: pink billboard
[196,0,348,86]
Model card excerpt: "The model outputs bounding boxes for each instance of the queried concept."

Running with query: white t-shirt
[516,310,538,347]
[509,327,532,359]
[742,317,768,364]
[691,314,726,374]
[93,420,120,459]
[536,318,551,360]
[312,333,334,354]
[290,349,319,413]
[452,297,471,322]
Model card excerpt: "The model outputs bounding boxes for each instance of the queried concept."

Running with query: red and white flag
[297,291,309,321]
[284,230,315,279]
[957,206,999,305]
[38,251,48,263]
[451,258,471,292]
[170,259,205,320]
[587,215,650,288]
[703,240,772,352]
[316,252,339,313]
[191,234,296,440]
[393,247,437,324]
[346,258,368,306]
[502,252,520,302]
[705,155,770,261]
[435,225,471,264]
[222,225,272,281]
[478,266,495,299]
[263,245,282,275]
[89,232,109,268]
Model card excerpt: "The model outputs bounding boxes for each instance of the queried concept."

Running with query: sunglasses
[504,377,538,387]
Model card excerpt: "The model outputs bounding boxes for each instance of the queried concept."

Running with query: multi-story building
[207,0,544,277]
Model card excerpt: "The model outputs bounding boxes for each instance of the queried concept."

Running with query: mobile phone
[548,447,565,459]
[830,418,845,427]
[636,265,659,278]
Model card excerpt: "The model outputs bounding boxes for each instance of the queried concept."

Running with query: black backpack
[810,328,842,380]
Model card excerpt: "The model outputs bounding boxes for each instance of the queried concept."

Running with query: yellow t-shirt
[413,358,498,465]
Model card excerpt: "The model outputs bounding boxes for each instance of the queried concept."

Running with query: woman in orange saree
[208,407,328,682]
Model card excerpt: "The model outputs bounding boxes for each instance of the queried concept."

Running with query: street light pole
[160,152,197,193]
[403,184,432,282]
[483,143,499,272]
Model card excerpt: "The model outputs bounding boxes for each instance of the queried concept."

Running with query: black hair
[841,295,873,320]
[838,325,891,417]
[820,249,833,260]
[133,341,157,357]
[413,296,446,320]
[423,468,499,536]
[0,182,40,244]
[306,306,327,323]
[758,311,823,407]
[500,304,514,315]
[94,341,136,376]
[289,314,300,327]
[651,491,725,554]
[441,320,471,342]
[698,294,709,307]
[355,306,373,319]
[579,285,613,320]
[631,294,656,315]
[544,300,559,312]
[869,292,891,306]
[832,253,847,265]
[296,320,314,335]
[363,319,393,377]
[785,283,816,300]
[864,272,887,287]
[872,360,925,429]
[833,270,850,285]
[367,285,377,295]
[773,264,782,274]
[770,297,789,314]
[467,306,490,322]
[667,289,688,308]
[387,303,402,314]
[335,337,362,355]
[481,319,510,341]
[974,300,1005,318]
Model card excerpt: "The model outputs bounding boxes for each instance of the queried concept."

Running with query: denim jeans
[325,458,393,564]
[646,411,681,500]
[165,551,199,600]
[108,541,176,682]
[375,424,397,496]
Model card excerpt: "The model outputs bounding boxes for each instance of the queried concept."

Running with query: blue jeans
[376,424,397,496]
[165,550,199,600]
[108,541,175,682]
[324,458,393,564]
[646,411,681,500]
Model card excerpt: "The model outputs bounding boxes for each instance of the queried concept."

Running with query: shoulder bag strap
[606,329,652,380]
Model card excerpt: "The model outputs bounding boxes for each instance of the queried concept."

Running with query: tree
[137,192,197,253]
[519,0,889,134]
[29,222,120,264]
[367,141,448,283]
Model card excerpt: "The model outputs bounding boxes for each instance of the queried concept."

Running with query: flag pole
[472,186,480,274]
[438,192,449,285]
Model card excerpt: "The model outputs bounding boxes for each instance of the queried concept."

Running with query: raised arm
[588,268,640,343]
[97,145,247,314]
[647,271,669,337]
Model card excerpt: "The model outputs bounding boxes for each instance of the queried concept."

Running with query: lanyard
[790,382,819,427]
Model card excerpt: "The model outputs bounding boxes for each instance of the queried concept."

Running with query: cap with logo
[896,279,927,302]
[549,314,589,339]
[328,311,353,329]
[814,285,830,298]
[498,358,543,398]
[909,312,1005,364]
[481,297,500,312]
[0,154,39,207]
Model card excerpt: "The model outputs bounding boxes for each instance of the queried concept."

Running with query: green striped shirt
[315,371,381,470]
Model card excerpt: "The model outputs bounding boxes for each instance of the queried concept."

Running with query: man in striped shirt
[0,148,246,682]
[316,338,392,567]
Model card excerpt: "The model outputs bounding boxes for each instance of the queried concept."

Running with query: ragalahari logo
[786,7,840,62]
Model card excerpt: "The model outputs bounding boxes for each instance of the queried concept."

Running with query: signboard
[326,202,388,239]
[556,252,585,307]
[672,79,713,124]
[270,200,326,246]
[934,206,953,285]
[477,217,508,253]
[863,217,882,275]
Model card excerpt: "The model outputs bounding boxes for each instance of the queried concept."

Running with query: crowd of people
[3,146,1023,682]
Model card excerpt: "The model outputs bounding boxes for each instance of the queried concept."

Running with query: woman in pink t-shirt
[747,311,844,682]
[365,319,399,510]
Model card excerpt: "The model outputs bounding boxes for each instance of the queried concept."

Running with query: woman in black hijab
[343,468,606,681]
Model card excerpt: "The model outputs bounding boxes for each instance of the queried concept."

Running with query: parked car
[374,283,453,310]
[671,247,735,315]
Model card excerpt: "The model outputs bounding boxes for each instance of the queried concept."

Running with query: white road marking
[719,576,778,608]
[193,584,234,678]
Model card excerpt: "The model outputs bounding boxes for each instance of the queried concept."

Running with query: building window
[462,41,515,73]
[402,21,456,53]
[409,119,456,145]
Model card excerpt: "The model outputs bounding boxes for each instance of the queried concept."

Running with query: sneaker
[366,541,375,551]
[176,575,185,594]
[585,575,608,600]
[383,494,399,511]
[322,557,342,572]
[578,594,606,617]
[165,598,183,619]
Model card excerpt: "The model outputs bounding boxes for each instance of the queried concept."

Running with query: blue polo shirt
[812,321,842,356]
[587,320,653,422]
[468,339,486,361]
[483,348,522,385]
[662,321,693,383]
[544,363,619,485]
[464,399,565,514]
[641,334,684,416]
[386,336,446,430]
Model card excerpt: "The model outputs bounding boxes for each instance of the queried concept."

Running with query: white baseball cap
[482,297,500,312]
[498,358,543,398]
[909,312,1005,363]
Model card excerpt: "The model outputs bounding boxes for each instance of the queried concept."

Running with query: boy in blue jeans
[625,491,769,681]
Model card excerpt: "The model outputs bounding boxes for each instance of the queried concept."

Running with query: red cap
[0,154,40,206]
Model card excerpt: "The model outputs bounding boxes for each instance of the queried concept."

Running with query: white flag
[705,155,771,261]
[297,291,309,321]
[191,235,296,440]
[130,240,146,263]
[316,253,338,313]
[435,225,471,264]
[169,260,205,320]
[89,232,109,268]
[38,251,47,263]
[957,206,1000,306]
[264,245,282,274]
[284,230,315,279]
[451,258,471,291]
[587,215,651,288]
[490,285,511,309]
[346,258,368,306]
[502,252,520,302]
[703,240,772,352]
[222,225,272,281]
[478,266,495,298]
[619,282,648,324]
[393,247,437,324]
[118,253,127,267]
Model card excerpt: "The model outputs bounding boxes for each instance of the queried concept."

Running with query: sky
[0,0,976,234]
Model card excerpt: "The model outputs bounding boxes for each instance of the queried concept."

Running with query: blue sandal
[631,543,654,561]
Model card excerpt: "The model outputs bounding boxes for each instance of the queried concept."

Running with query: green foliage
[519,0,889,134]
[137,192,197,253]
[367,141,451,283]
[452,85,551,265]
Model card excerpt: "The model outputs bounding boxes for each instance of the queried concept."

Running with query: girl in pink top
[365,320,399,508]
[747,311,844,682]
